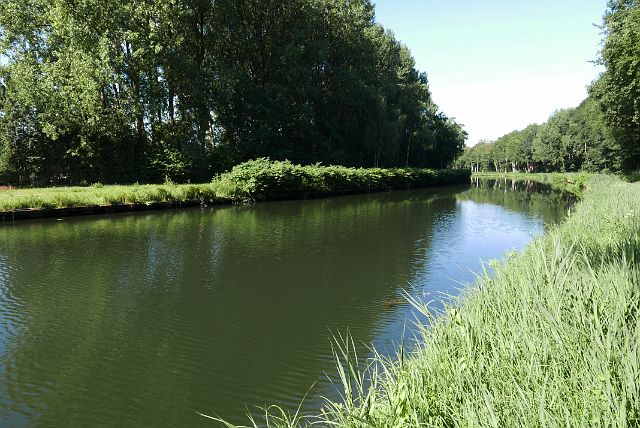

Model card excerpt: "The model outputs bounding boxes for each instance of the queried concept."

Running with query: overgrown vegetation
[219,174,640,427]
[213,158,470,200]
[0,0,466,186]
[0,159,469,212]
[624,170,640,184]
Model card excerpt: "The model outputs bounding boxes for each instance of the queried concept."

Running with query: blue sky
[373,0,607,145]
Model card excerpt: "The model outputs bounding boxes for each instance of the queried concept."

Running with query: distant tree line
[457,0,640,174]
[0,0,466,186]
[456,98,623,173]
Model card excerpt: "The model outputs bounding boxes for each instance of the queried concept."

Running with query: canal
[0,179,573,426]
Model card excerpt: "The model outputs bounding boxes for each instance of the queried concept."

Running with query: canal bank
[0,160,470,221]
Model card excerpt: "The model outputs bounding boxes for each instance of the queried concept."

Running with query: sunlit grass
[0,183,222,211]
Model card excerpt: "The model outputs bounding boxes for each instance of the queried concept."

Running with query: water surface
[0,179,572,426]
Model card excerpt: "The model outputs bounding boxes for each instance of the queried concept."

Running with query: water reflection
[466,177,576,215]
[0,181,571,427]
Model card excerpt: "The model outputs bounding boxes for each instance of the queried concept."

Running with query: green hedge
[213,158,471,200]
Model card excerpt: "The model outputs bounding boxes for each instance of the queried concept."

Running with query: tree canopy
[0,0,466,185]
[590,0,640,171]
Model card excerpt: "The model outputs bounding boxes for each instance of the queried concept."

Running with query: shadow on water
[0,180,573,426]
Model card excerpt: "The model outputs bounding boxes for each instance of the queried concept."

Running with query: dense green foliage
[223,175,640,427]
[0,0,466,186]
[456,99,624,173]
[214,158,470,199]
[591,0,640,171]
[0,159,469,212]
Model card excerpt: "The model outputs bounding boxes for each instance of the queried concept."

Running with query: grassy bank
[0,159,470,214]
[224,174,640,427]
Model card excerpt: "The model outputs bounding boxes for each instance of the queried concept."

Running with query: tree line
[455,98,623,173]
[0,0,466,185]
[457,0,640,174]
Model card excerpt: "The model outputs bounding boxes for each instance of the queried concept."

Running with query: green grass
[219,174,640,427]
[0,183,223,211]
[0,159,470,213]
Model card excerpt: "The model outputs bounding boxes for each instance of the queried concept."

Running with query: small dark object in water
[383,298,404,308]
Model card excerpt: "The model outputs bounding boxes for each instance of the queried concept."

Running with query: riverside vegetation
[214,176,640,427]
[0,0,639,426]
[0,159,469,212]
[0,0,466,186]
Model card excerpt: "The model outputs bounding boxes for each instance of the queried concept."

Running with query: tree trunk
[405,136,411,168]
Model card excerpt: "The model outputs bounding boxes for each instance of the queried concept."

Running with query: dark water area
[0,180,572,427]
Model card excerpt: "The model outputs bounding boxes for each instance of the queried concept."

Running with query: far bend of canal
[0,179,574,427]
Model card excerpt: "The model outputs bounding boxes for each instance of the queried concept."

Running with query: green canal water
[0,179,573,427]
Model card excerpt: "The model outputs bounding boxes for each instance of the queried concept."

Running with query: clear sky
[373,0,607,145]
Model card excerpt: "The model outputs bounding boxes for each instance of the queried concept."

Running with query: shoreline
[0,188,405,222]
[8,169,619,223]
[0,166,471,222]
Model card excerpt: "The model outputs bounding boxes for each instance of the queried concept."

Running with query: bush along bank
[212,158,471,200]
[0,159,470,220]
[223,175,640,427]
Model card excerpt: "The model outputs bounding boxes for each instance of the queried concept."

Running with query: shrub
[214,158,470,200]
